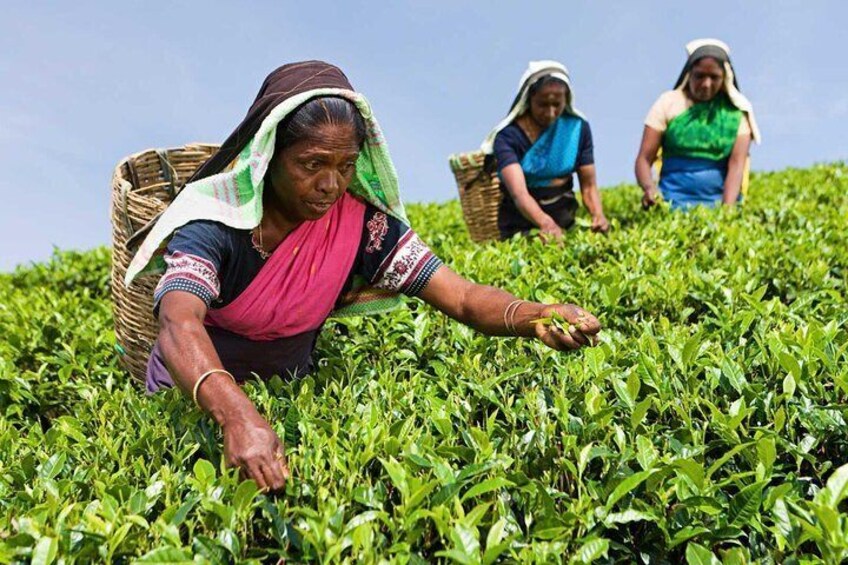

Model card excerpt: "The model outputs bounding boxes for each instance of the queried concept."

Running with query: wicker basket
[448,150,503,243]
[110,143,219,382]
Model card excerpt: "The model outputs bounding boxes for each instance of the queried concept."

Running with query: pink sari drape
[204,193,365,340]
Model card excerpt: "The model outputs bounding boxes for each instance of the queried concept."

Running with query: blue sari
[515,115,583,189]
[660,156,728,209]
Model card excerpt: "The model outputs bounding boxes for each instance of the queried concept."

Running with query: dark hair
[275,97,366,153]
[690,55,725,70]
[527,75,568,100]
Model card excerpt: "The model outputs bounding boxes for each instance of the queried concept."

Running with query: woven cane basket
[110,143,219,381]
[448,150,503,243]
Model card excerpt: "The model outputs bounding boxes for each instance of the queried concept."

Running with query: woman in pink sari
[133,61,601,492]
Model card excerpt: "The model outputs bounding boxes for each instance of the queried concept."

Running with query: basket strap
[464,153,499,192]
[118,178,135,238]
[464,167,490,192]
[126,212,163,252]
[121,148,176,250]
[156,149,179,198]
[127,155,142,196]
[122,156,144,240]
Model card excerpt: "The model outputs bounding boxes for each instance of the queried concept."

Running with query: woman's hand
[538,217,564,244]
[223,408,290,492]
[642,186,660,209]
[591,213,610,233]
[533,303,601,351]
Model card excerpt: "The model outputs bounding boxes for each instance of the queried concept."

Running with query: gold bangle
[509,300,529,335]
[503,300,520,335]
[192,369,236,407]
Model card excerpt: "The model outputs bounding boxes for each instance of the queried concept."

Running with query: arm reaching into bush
[635,126,663,209]
[158,292,290,493]
[722,134,752,206]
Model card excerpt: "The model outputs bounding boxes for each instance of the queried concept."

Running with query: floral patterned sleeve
[152,221,228,315]
[355,204,443,297]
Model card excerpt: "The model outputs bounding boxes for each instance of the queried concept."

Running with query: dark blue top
[493,118,594,177]
[152,202,442,315]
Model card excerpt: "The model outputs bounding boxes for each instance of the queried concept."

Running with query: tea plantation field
[1,163,847,563]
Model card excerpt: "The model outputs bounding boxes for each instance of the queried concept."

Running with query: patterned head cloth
[125,61,408,286]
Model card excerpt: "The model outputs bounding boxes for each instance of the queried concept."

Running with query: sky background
[1,2,845,271]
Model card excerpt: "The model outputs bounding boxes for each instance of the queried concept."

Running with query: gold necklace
[252,222,270,260]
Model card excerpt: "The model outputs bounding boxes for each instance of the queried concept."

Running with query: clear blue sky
[2,2,845,271]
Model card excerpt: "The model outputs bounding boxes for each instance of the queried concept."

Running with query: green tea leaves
[685,542,720,565]
[727,481,766,528]
[2,164,847,561]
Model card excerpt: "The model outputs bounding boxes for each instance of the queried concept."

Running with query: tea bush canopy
[1,163,847,562]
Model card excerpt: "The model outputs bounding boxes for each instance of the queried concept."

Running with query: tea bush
[1,163,846,563]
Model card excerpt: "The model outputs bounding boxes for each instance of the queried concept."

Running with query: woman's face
[267,123,360,222]
[529,82,568,129]
[688,57,725,102]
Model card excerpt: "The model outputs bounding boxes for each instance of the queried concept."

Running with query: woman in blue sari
[483,61,609,242]
[635,39,761,210]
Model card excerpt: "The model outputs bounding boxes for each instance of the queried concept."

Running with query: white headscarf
[481,60,585,154]
[677,39,761,143]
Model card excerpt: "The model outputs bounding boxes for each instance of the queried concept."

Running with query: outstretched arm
[158,292,290,491]
[417,265,601,350]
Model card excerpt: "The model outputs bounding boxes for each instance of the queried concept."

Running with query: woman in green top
[635,39,761,210]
